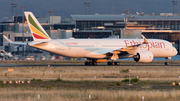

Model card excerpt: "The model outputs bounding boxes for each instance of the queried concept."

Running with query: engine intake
[134,51,154,63]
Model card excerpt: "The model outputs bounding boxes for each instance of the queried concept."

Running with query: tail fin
[24,12,51,41]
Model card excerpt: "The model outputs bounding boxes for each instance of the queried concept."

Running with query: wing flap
[119,44,141,55]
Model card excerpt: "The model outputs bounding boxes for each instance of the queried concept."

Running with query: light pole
[11,0,17,22]
[172,1,178,14]
[123,10,129,22]
[21,6,25,59]
[129,69,131,85]
[84,2,90,15]
[48,11,54,30]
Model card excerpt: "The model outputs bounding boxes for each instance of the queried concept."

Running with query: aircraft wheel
[165,62,169,65]
[93,62,97,66]
[89,62,93,66]
[115,62,120,65]
[85,61,89,66]
[117,62,120,65]
[112,62,115,66]
[107,62,112,66]
[115,62,120,66]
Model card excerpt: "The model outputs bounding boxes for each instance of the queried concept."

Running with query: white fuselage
[28,39,177,59]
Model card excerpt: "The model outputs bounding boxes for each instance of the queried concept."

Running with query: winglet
[141,35,148,44]
[3,35,12,42]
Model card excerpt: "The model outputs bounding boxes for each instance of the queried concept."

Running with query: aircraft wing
[84,45,139,59]
[3,35,27,45]
[118,35,148,54]
[118,44,141,55]
[112,35,148,55]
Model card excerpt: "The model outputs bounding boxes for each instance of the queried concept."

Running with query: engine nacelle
[134,51,154,63]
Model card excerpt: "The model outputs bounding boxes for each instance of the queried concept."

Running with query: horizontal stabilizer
[28,41,49,46]
[3,35,27,45]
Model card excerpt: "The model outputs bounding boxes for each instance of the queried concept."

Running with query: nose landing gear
[165,57,170,65]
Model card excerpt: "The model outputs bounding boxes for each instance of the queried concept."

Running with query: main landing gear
[165,57,170,65]
[107,61,120,66]
[85,60,97,66]
[84,60,120,66]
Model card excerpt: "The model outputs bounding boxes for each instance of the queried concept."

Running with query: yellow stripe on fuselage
[30,25,49,39]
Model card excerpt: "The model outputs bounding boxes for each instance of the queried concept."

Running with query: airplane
[3,11,178,65]
[0,50,13,59]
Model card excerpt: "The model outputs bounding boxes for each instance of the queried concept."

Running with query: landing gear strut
[165,57,170,65]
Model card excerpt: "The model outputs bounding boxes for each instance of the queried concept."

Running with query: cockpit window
[171,42,175,47]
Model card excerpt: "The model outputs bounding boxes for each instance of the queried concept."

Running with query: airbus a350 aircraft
[3,12,178,65]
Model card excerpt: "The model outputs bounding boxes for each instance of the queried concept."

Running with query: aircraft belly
[56,47,88,58]
[77,48,90,58]
[55,47,80,57]
[66,47,81,57]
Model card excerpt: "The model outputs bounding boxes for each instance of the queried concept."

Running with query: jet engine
[134,51,154,63]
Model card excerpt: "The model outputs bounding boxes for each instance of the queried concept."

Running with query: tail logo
[28,14,50,39]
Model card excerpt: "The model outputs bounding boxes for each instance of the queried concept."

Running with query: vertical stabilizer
[24,12,51,41]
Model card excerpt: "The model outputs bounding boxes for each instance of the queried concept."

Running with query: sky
[0,0,177,21]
